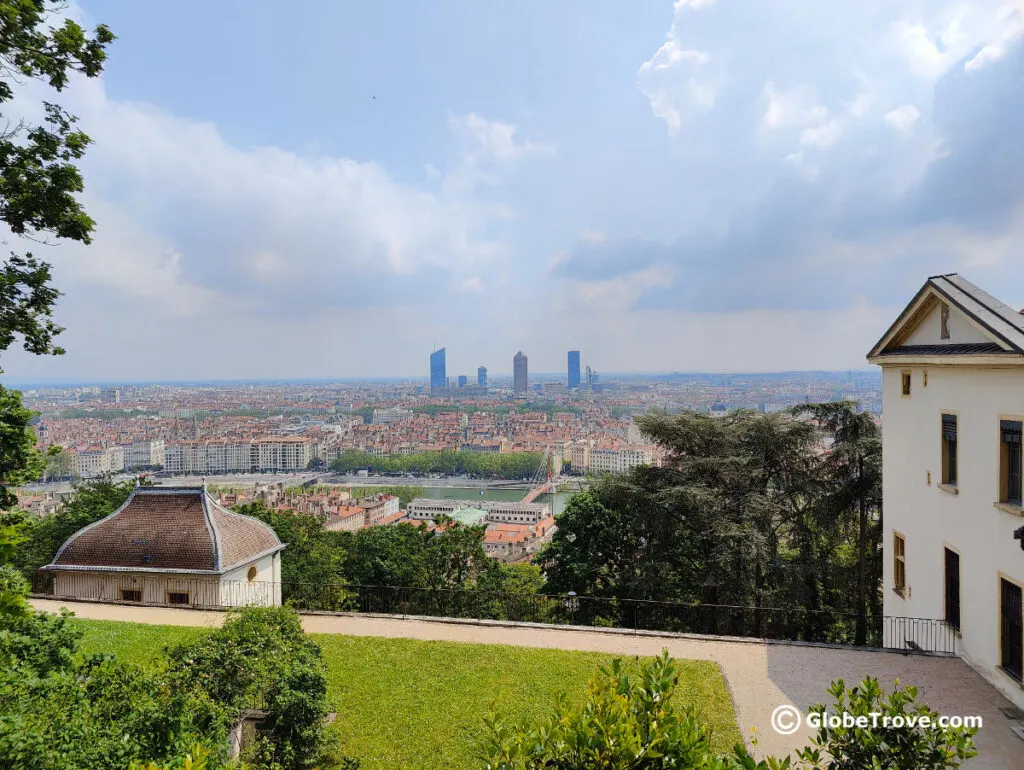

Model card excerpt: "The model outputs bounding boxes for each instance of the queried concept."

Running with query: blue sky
[2,0,1023,382]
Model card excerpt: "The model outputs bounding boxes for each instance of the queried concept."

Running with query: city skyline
[0,1,1021,383]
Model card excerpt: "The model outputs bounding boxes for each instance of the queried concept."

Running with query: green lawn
[72,619,741,769]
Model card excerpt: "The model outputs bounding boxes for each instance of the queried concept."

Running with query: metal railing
[29,572,957,654]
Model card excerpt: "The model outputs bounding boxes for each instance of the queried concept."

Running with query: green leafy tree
[542,407,878,643]
[0,1,115,521]
[423,516,487,590]
[0,386,49,508]
[792,403,882,645]
[345,523,430,587]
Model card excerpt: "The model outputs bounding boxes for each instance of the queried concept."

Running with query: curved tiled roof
[47,486,284,574]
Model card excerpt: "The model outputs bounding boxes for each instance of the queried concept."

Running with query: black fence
[30,572,956,654]
[278,582,957,654]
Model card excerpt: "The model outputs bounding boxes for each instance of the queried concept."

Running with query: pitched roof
[46,486,284,574]
[867,273,1024,359]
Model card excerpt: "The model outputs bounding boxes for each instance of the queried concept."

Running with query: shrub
[481,650,753,769]
[167,606,338,770]
[796,677,978,769]
[481,653,978,770]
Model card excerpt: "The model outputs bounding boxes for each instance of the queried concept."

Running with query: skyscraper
[513,351,528,393]
[568,350,581,390]
[458,375,468,387]
[477,366,487,387]
[430,347,446,393]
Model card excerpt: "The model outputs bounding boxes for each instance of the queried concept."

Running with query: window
[167,591,190,605]
[893,532,906,596]
[1001,579,1023,682]
[247,565,258,582]
[941,414,958,486]
[1000,420,1023,506]
[944,548,960,632]
[901,371,912,396]
[940,302,950,340]
[120,589,142,602]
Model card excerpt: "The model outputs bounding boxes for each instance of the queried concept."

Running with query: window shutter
[1002,420,1023,444]
[942,414,957,441]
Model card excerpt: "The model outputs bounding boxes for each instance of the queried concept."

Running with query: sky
[2,0,1023,383]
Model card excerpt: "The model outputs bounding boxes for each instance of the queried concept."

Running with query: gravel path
[31,599,1021,768]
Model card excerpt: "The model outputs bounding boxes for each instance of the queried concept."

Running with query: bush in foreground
[481,651,977,770]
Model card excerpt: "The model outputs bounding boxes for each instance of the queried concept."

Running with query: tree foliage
[482,654,976,770]
[0,385,48,507]
[0,0,115,362]
[540,405,882,643]
[166,607,339,770]
[330,449,544,480]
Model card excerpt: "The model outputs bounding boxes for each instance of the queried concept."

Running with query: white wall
[51,554,282,608]
[220,552,280,606]
[53,571,221,605]
[882,363,1024,708]
[902,303,993,346]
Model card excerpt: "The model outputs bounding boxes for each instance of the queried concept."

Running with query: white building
[163,438,314,475]
[406,497,550,525]
[587,447,653,474]
[124,439,165,469]
[73,445,127,478]
[42,485,285,607]
[372,407,413,425]
[869,273,1024,709]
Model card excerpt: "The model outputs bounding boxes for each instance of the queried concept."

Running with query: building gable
[867,274,1024,363]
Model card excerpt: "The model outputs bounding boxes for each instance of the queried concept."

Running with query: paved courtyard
[31,599,1022,768]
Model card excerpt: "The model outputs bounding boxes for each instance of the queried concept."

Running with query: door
[1001,579,1023,681]
[944,548,960,632]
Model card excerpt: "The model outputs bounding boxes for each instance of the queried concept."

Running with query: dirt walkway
[31,599,1020,768]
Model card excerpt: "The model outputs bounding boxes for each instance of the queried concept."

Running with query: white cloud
[800,120,842,148]
[884,104,921,132]
[447,112,555,164]
[637,39,715,132]
[674,0,718,9]
[762,83,827,130]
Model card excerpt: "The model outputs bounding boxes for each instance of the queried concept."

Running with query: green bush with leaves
[481,653,978,770]
[166,606,339,770]
[481,651,761,769]
[796,677,978,770]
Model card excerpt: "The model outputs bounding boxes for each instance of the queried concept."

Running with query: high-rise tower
[568,350,581,389]
[478,366,487,387]
[430,347,446,393]
[513,351,528,393]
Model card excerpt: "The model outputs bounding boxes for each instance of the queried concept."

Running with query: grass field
[72,619,741,769]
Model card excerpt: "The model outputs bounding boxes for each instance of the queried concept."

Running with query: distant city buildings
[478,366,487,387]
[458,375,468,388]
[164,437,314,475]
[570,443,654,475]
[514,351,528,393]
[568,351,581,390]
[372,407,412,425]
[430,347,446,393]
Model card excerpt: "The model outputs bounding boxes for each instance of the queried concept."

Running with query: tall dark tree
[793,402,882,645]
[0,2,114,504]
[540,406,881,644]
